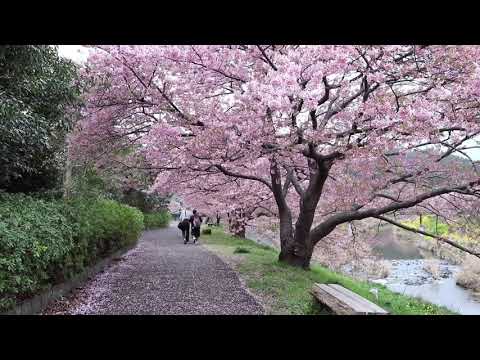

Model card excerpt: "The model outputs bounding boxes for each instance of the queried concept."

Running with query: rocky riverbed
[345,230,480,315]
[246,222,480,315]
[379,260,480,315]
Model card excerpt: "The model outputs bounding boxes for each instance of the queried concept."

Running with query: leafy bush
[57,198,144,279]
[0,193,144,312]
[0,193,74,310]
[121,188,170,213]
[70,167,117,200]
[143,211,171,229]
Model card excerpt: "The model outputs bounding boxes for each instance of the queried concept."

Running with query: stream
[355,225,480,315]
[246,225,480,315]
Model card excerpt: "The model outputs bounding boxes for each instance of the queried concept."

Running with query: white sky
[57,45,90,64]
[56,45,480,161]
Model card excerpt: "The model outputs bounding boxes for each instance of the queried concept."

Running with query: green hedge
[0,193,144,312]
[143,211,171,229]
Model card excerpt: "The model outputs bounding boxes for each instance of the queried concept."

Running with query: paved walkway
[43,225,264,315]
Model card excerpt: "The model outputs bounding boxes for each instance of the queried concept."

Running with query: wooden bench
[311,283,389,315]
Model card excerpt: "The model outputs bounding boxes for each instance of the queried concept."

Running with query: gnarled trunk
[278,160,330,269]
[278,205,316,269]
[278,244,313,268]
[278,207,316,268]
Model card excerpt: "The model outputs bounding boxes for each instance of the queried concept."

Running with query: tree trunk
[271,156,330,269]
[236,227,246,238]
[279,217,315,269]
[229,209,247,238]
[63,145,73,199]
[278,242,313,268]
[277,208,314,269]
[287,197,320,269]
[279,165,327,269]
[276,203,294,256]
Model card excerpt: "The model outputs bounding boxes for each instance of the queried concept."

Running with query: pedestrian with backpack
[189,209,203,244]
[177,216,191,244]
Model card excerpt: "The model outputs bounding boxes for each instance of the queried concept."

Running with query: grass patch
[202,227,455,315]
[234,247,251,254]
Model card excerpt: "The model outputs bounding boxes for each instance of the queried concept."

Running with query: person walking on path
[189,209,203,244]
[178,217,190,244]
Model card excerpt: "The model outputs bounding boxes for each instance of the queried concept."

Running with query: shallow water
[371,226,432,260]
[386,276,480,315]
[371,227,480,315]
[248,223,480,314]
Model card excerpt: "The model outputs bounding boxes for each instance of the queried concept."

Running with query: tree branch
[256,45,278,71]
[310,179,480,245]
[214,164,272,190]
[375,215,480,258]
[291,170,306,197]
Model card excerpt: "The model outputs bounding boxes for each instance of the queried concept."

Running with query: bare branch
[214,164,272,190]
[375,215,480,258]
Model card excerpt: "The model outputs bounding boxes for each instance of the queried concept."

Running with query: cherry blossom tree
[71,45,480,268]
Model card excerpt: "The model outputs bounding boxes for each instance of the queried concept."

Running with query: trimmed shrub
[0,193,144,312]
[143,211,171,229]
[54,198,144,280]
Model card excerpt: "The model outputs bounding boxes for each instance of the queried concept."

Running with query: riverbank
[391,220,480,299]
[339,223,480,314]
[202,228,455,315]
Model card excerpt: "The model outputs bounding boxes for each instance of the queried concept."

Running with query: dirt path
[43,225,264,315]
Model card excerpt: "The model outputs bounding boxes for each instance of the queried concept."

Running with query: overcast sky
[56,45,480,161]
[57,45,90,64]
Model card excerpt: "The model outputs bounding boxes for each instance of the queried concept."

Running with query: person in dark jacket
[177,217,190,244]
[189,209,203,244]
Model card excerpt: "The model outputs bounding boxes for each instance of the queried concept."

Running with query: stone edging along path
[1,245,135,315]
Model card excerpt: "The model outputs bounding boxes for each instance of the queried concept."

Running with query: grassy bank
[202,227,455,315]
